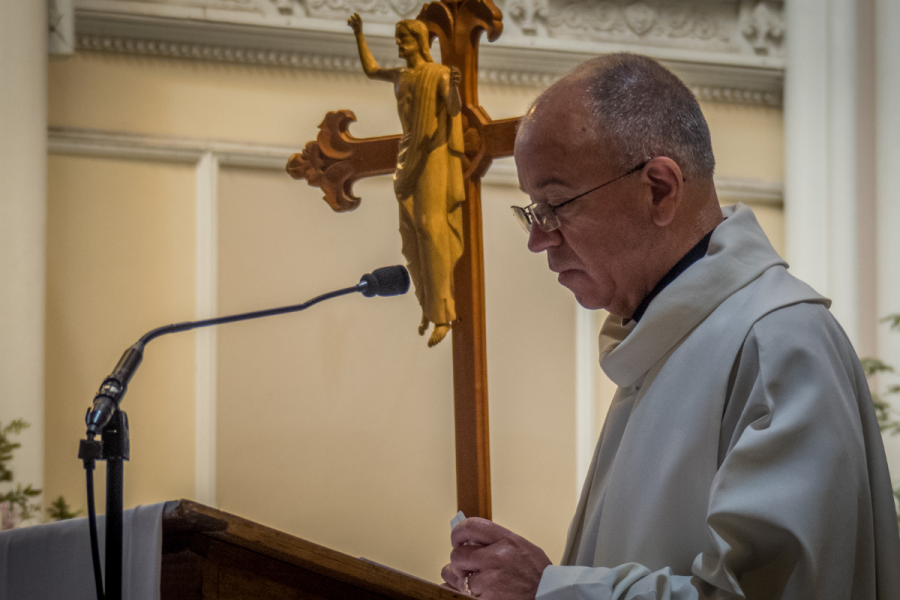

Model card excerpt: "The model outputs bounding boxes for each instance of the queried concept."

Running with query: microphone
[84,265,410,436]
[358,265,410,297]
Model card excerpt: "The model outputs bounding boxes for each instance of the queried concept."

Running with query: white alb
[538,204,900,599]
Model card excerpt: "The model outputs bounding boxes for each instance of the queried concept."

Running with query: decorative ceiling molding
[714,176,783,206]
[502,0,784,58]
[48,126,296,169]
[48,126,784,205]
[49,0,76,55]
[73,0,784,105]
[691,85,779,107]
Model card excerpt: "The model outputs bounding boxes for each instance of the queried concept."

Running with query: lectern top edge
[162,499,468,600]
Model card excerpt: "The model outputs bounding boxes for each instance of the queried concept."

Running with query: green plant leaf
[880,314,900,331]
[0,419,43,526]
[894,484,900,529]
[47,496,81,521]
[1,420,30,437]
[860,357,894,376]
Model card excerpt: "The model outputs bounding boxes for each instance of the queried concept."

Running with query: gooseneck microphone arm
[83,285,360,437]
[77,265,409,600]
[148,285,359,341]
[84,265,410,437]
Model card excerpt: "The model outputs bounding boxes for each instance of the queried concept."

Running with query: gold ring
[464,574,478,597]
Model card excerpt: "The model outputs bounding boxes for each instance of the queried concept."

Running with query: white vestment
[537,204,900,600]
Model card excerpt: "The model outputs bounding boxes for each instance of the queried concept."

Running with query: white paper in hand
[451,510,466,530]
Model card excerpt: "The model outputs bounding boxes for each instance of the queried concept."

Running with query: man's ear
[642,157,683,227]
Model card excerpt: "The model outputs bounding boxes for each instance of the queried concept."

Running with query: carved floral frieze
[123,0,427,20]
[110,0,784,57]
[75,0,785,104]
[502,0,783,57]
[304,0,423,19]
[741,0,783,55]
[546,2,725,40]
[124,0,264,11]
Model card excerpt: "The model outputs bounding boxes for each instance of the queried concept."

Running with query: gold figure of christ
[349,14,466,347]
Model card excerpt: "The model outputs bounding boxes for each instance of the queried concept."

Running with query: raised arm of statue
[348,14,399,84]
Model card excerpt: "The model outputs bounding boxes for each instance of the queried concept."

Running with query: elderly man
[442,54,900,599]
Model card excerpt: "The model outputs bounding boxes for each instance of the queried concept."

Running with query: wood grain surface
[162,500,469,600]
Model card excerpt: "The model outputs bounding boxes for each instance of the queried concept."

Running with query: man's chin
[557,271,607,310]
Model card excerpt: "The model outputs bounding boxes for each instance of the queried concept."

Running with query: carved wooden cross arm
[286,109,399,213]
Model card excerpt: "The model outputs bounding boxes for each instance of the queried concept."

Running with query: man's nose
[527,224,560,253]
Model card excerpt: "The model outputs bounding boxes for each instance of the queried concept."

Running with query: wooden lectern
[162,500,464,600]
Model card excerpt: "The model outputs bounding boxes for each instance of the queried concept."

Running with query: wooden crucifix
[286,0,518,520]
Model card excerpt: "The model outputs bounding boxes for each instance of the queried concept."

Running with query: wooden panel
[162,501,467,600]
[161,548,206,600]
[163,537,388,600]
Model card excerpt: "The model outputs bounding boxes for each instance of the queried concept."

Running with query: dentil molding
[73,0,784,106]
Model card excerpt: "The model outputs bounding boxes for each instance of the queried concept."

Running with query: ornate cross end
[417,0,502,101]
[286,109,399,212]
[415,0,507,181]
[418,0,503,50]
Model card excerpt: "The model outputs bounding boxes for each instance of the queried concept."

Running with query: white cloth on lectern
[0,502,165,600]
[536,205,900,599]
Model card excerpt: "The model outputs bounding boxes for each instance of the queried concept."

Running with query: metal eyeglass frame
[511,161,649,233]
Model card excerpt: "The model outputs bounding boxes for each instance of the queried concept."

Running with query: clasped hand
[449,67,462,88]
[442,518,552,600]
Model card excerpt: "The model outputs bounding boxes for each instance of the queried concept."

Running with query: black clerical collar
[630,228,716,323]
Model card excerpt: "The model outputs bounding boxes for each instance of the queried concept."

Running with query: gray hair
[578,53,715,180]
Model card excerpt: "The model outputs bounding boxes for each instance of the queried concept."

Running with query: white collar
[599,203,806,388]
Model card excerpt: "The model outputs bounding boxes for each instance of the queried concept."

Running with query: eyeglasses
[511,161,648,233]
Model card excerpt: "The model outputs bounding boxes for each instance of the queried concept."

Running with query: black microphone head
[359,265,411,297]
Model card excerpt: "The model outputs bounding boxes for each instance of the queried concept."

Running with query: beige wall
[215,168,459,576]
[705,102,784,183]
[44,154,196,509]
[212,169,577,576]
[49,53,406,146]
[704,101,785,257]
[45,51,785,580]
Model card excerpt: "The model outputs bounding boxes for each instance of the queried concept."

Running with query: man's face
[514,93,652,316]
[395,29,420,61]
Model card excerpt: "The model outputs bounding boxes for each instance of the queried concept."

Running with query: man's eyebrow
[518,176,572,195]
[530,176,571,190]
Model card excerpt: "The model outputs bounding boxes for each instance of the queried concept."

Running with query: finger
[451,517,510,548]
[441,563,461,589]
[449,557,469,580]
[450,544,490,575]
[464,571,482,598]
